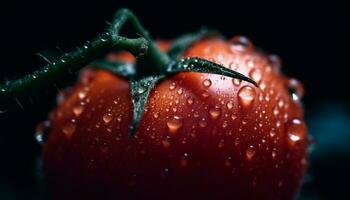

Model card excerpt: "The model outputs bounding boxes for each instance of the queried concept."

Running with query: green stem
[109,8,170,71]
[0,35,146,110]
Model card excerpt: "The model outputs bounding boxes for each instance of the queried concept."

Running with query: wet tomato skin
[43,38,308,200]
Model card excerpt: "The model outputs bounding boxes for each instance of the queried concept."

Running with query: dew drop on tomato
[286,118,307,146]
[103,113,113,124]
[180,153,189,167]
[229,36,253,52]
[35,120,51,145]
[167,115,183,134]
[186,97,194,105]
[198,118,207,128]
[238,86,256,107]
[202,79,212,88]
[62,119,76,139]
[209,106,221,119]
[249,68,262,83]
[73,104,84,117]
[246,145,256,161]
[226,101,234,109]
[232,78,242,86]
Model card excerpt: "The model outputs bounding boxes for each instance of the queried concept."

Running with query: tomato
[43,37,308,200]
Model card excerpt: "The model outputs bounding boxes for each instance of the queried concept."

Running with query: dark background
[0,1,349,199]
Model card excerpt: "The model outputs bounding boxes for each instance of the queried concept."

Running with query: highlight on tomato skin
[41,36,308,200]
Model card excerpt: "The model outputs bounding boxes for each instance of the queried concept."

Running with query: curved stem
[109,8,170,71]
[0,35,147,110]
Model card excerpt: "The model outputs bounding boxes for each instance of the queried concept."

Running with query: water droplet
[169,82,176,90]
[286,118,307,146]
[246,145,256,160]
[187,97,194,105]
[78,91,87,99]
[238,86,256,107]
[278,98,285,108]
[229,62,239,70]
[278,179,284,188]
[73,105,84,117]
[62,119,76,139]
[232,78,242,86]
[218,139,225,148]
[202,79,212,88]
[137,86,146,94]
[162,139,171,149]
[273,106,279,116]
[272,151,277,159]
[100,144,109,153]
[103,113,113,124]
[225,157,232,167]
[226,101,234,109]
[209,106,221,119]
[35,120,51,145]
[287,78,304,103]
[222,121,228,128]
[167,115,183,134]
[268,54,282,69]
[201,91,210,98]
[198,118,207,128]
[180,153,189,167]
[153,113,159,119]
[249,68,262,83]
[229,36,253,52]
[177,88,183,95]
[231,114,237,121]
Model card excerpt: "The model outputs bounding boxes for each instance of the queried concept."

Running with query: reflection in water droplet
[35,120,51,145]
[231,114,237,121]
[180,153,188,167]
[202,79,212,88]
[268,54,282,69]
[272,151,277,159]
[246,145,256,160]
[201,91,210,98]
[278,98,284,108]
[225,157,232,167]
[249,68,262,83]
[153,113,159,119]
[286,118,307,146]
[198,118,207,128]
[229,36,253,52]
[209,106,221,119]
[103,113,113,124]
[288,78,304,103]
[169,82,176,90]
[62,119,76,139]
[226,101,234,109]
[162,139,171,149]
[78,91,87,99]
[273,106,279,116]
[167,116,183,134]
[238,86,256,107]
[232,78,242,86]
[187,97,194,105]
[73,105,84,117]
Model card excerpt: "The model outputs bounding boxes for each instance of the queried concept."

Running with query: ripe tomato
[43,37,307,200]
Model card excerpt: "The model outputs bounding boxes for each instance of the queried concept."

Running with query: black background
[0,0,349,199]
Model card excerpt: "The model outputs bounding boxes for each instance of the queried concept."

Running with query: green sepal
[166,57,258,86]
[167,28,218,59]
[129,75,164,137]
[90,60,136,78]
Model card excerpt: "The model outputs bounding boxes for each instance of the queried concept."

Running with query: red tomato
[43,37,307,200]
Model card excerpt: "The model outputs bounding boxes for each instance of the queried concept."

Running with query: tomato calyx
[0,8,257,137]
